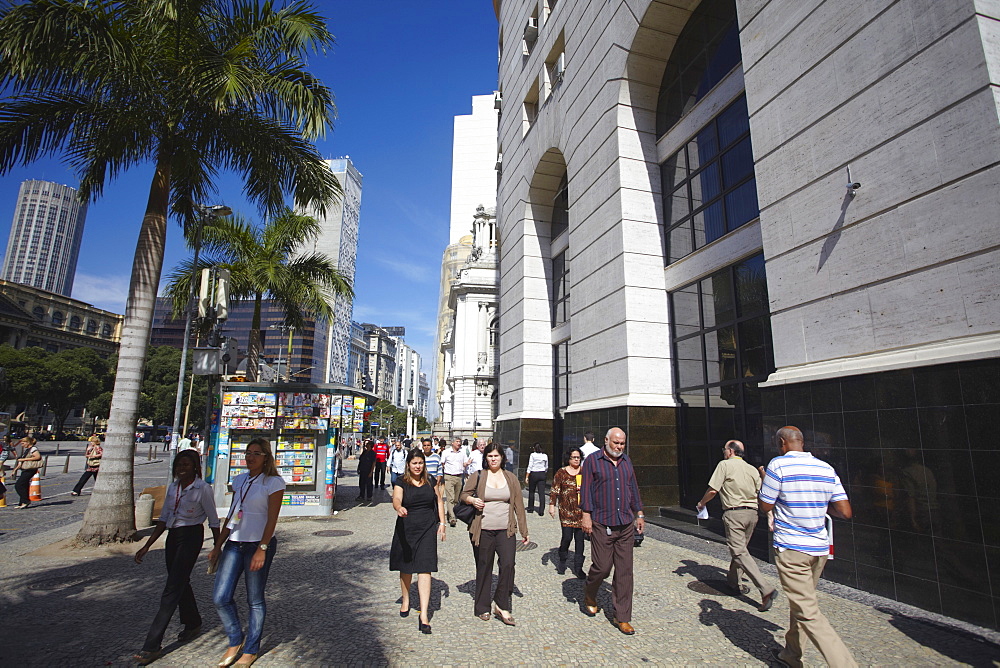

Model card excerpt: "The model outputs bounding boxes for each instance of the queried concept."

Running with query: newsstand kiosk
[207,381,376,517]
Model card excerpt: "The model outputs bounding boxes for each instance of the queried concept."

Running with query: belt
[723,506,757,512]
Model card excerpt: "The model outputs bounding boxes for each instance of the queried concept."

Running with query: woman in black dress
[390,449,446,634]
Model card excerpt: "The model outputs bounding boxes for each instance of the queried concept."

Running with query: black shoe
[419,621,432,634]
[354,496,364,501]
[575,569,587,579]
[771,648,791,667]
[556,561,567,575]
[399,607,410,618]
[177,625,202,642]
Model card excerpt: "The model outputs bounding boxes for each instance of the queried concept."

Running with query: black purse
[453,472,479,527]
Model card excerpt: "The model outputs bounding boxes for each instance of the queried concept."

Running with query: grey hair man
[696,439,777,611]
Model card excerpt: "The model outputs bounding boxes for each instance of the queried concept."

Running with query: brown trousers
[776,549,858,668]
[584,521,635,622]
[722,508,773,595]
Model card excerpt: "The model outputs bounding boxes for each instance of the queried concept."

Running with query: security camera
[849,182,861,190]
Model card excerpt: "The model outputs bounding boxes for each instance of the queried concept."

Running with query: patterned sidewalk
[2,463,999,667]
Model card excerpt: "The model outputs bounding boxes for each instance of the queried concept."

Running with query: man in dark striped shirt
[579,427,645,635]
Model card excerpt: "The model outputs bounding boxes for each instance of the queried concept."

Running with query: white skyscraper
[1,179,88,296]
[449,94,499,244]
[297,157,363,384]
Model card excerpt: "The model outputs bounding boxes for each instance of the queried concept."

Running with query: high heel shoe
[494,606,516,626]
[218,643,244,667]
[399,606,410,617]
[418,619,432,634]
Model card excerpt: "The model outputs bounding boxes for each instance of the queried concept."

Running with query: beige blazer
[460,469,529,546]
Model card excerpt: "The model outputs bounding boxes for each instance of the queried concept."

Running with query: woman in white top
[524,443,549,516]
[208,437,285,667]
[133,450,221,664]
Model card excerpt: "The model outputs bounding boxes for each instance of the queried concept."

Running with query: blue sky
[0,1,499,378]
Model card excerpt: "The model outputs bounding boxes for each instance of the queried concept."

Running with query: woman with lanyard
[548,447,587,578]
[133,450,221,665]
[208,437,285,667]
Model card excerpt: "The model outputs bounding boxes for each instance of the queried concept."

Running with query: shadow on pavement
[394,577,451,620]
[3,523,391,666]
[877,607,1000,668]
[674,557,727,581]
[456,576,524,601]
[698,598,783,662]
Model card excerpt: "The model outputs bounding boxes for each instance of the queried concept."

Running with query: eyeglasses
[569,455,581,459]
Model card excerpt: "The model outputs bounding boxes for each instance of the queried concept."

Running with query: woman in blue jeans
[208,437,285,667]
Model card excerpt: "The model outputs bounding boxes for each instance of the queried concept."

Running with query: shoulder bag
[21,448,43,470]
[453,471,479,527]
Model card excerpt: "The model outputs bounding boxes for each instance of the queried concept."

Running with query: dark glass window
[551,173,569,240]
[32,306,45,320]
[663,95,758,263]
[553,341,570,412]
[656,0,741,137]
[52,310,64,326]
[102,324,112,337]
[69,315,82,330]
[86,319,98,334]
[551,250,570,326]
[669,253,774,505]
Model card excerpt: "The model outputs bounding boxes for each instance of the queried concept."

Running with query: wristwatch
[259,543,268,551]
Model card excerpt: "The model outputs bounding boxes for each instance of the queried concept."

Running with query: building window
[662,95,758,263]
[522,79,539,136]
[551,173,569,240]
[51,310,64,326]
[102,323,113,337]
[670,253,774,504]
[32,306,45,320]
[69,315,82,330]
[553,341,570,412]
[86,319,98,334]
[551,250,570,326]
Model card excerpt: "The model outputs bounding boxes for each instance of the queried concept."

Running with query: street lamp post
[169,204,231,458]
[406,398,415,439]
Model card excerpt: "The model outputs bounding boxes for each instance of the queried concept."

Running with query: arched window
[52,310,64,326]
[489,317,499,348]
[102,323,113,337]
[69,315,82,330]
[32,306,45,321]
[86,319,98,334]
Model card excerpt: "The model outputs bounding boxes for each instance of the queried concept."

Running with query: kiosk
[207,382,375,517]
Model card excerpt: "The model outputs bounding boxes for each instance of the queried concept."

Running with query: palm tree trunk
[75,155,171,545]
[246,294,264,382]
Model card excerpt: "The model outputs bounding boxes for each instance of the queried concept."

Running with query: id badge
[237,509,243,521]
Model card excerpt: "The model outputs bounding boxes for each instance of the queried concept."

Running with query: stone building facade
[493,0,1000,630]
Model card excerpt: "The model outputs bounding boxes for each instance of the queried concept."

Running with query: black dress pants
[559,525,585,565]
[143,524,204,651]
[374,461,387,487]
[15,468,35,505]
[527,471,546,514]
[472,529,516,615]
[359,472,374,499]
[73,469,98,494]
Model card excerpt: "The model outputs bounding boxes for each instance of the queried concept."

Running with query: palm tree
[163,207,353,380]
[0,0,341,545]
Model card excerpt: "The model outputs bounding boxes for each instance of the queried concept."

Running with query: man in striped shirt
[579,427,644,635]
[758,426,857,668]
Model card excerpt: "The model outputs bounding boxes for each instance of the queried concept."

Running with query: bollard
[148,443,154,461]
[135,493,155,528]
[41,455,48,477]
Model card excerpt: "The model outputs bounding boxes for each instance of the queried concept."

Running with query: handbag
[452,471,479,527]
[21,448,43,470]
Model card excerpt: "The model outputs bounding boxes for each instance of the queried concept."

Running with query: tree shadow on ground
[876,606,1000,668]
[2,526,392,666]
[698,598,783,662]
[674,558,756,606]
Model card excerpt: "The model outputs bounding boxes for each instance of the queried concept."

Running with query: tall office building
[1,180,88,296]
[297,157,363,384]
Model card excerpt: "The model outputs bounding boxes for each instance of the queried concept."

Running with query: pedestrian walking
[208,437,285,667]
[390,449,446,634]
[439,437,466,527]
[132,450,221,665]
[580,431,599,460]
[421,439,441,478]
[464,439,484,476]
[460,442,529,626]
[11,436,42,508]
[374,438,389,488]
[758,426,857,668]
[548,447,586,578]
[580,427,644,635]
[388,440,407,487]
[71,434,103,496]
[357,441,376,502]
[695,439,777,611]
[525,443,548,515]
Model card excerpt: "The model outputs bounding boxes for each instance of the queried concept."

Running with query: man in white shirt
[440,438,467,526]
[580,432,600,460]
[388,440,407,487]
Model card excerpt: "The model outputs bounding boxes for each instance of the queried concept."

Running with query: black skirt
[389,477,439,574]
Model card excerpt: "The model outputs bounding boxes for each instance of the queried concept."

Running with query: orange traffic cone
[29,472,42,501]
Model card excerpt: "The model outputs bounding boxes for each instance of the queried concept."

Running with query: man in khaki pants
[759,426,857,668]
[696,439,777,612]
[439,438,467,527]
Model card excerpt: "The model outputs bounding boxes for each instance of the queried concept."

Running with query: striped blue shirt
[579,449,643,527]
[759,451,847,555]
[424,452,441,478]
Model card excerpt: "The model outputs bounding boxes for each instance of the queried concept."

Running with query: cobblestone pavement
[3,460,999,667]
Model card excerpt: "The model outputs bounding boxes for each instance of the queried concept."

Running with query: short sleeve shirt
[759,451,847,555]
[707,457,761,509]
[229,473,286,543]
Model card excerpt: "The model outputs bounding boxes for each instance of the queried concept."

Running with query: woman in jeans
[11,437,41,508]
[524,443,548,515]
[460,443,529,626]
[133,450,220,664]
[548,447,586,578]
[208,437,285,667]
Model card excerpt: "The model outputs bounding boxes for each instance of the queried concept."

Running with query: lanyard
[236,473,262,520]
[173,480,194,514]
